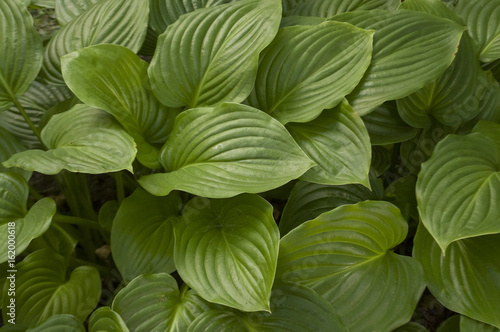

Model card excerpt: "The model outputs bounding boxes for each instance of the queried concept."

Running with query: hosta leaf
[461,316,500,332]
[393,322,430,332]
[281,0,304,13]
[248,22,373,124]
[287,0,400,17]
[416,129,500,251]
[4,104,137,175]
[31,0,55,7]
[89,307,129,332]
[0,81,71,149]
[29,223,77,260]
[0,173,55,264]
[139,103,314,198]
[188,282,347,332]
[397,35,488,128]
[41,0,149,85]
[0,128,31,180]
[111,189,181,282]
[277,201,425,331]
[1,249,101,327]
[149,0,281,108]
[437,316,460,332]
[400,122,455,175]
[61,44,179,168]
[399,0,463,23]
[413,225,500,329]
[371,146,392,176]
[55,0,100,25]
[454,0,500,63]
[279,177,383,236]
[362,102,418,145]
[474,121,500,151]
[384,175,418,222]
[149,0,236,33]
[0,0,43,111]
[112,273,215,332]
[27,315,85,332]
[286,100,371,186]
[332,9,464,115]
[174,194,279,312]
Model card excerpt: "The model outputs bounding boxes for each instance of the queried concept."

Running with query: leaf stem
[115,172,125,204]
[11,96,47,149]
[53,214,101,231]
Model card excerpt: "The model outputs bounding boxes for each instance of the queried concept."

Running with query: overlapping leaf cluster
[0,0,499,331]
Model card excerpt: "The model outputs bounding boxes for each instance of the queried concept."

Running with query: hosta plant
[0,0,499,331]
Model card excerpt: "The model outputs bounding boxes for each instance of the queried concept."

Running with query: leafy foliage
[1,0,499,330]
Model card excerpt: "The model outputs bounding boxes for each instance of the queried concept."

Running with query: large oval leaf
[61,44,179,168]
[454,0,500,63]
[362,102,418,145]
[0,128,31,180]
[149,0,236,33]
[188,282,347,332]
[416,127,500,251]
[413,225,500,329]
[41,0,149,85]
[279,178,383,236]
[0,173,55,264]
[1,249,101,327]
[287,0,400,17]
[0,81,72,149]
[27,315,85,332]
[88,307,129,332]
[149,0,281,108]
[54,0,100,25]
[248,22,373,124]
[112,273,215,332]
[139,103,314,198]
[332,9,464,115]
[111,189,181,282]
[461,316,500,332]
[4,104,137,175]
[0,0,43,111]
[397,34,488,128]
[277,200,425,332]
[174,194,279,312]
[286,100,371,187]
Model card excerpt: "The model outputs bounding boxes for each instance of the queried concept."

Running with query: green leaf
[188,282,348,332]
[279,177,383,236]
[461,316,500,332]
[148,0,281,108]
[454,0,500,62]
[0,173,55,264]
[277,201,425,331]
[0,0,43,111]
[0,128,31,180]
[28,223,78,260]
[399,0,463,23]
[437,316,460,332]
[41,0,149,85]
[55,0,100,25]
[111,189,181,282]
[400,122,455,175]
[287,0,400,17]
[248,22,373,124]
[149,0,236,33]
[332,9,464,115]
[473,120,500,152]
[139,103,314,198]
[362,102,419,145]
[112,273,215,331]
[174,194,279,312]
[31,0,55,7]
[27,315,85,332]
[4,104,137,175]
[416,130,500,251]
[370,146,392,177]
[286,100,371,186]
[89,307,129,332]
[61,44,179,169]
[1,249,101,327]
[397,35,488,128]
[279,15,326,28]
[384,175,418,222]
[393,322,430,332]
[0,81,71,149]
[413,225,500,329]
